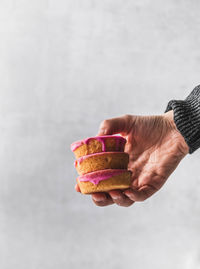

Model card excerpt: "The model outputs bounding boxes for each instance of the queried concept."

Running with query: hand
[75,111,189,207]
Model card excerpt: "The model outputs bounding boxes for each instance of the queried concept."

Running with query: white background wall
[0,0,200,268]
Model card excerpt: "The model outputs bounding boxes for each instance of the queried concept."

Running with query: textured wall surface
[0,0,200,268]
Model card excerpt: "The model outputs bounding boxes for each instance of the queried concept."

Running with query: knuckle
[123,114,132,122]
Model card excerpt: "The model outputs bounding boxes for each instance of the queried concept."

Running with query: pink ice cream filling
[78,169,129,185]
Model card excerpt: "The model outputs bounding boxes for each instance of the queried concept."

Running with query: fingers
[92,190,134,207]
[108,190,135,207]
[92,193,114,207]
[75,185,134,207]
[124,185,158,202]
[98,115,132,136]
[76,184,157,204]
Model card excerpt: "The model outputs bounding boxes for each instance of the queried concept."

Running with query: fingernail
[93,194,106,202]
[111,195,120,200]
[124,191,132,197]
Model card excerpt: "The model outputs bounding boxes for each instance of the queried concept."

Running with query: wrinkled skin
[75,111,189,207]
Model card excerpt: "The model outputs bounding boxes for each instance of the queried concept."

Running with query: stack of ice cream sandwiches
[71,135,132,194]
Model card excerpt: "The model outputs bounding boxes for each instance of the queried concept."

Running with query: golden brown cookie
[77,169,132,194]
[71,135,126,159]
[75,152,129,175]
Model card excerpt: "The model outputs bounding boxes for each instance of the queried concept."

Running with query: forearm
[165,85,200,153]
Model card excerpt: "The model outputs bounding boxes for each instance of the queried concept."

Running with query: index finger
[97,115,132,136]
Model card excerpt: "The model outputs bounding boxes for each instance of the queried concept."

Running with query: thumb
[97,114,132,136]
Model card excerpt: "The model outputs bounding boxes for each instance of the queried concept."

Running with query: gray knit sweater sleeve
[165,85,200,154]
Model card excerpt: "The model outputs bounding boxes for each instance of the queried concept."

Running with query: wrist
[163,110,189,156]
[163,110,175,127]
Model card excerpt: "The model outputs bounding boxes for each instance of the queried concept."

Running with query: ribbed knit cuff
[165,85,200,154]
